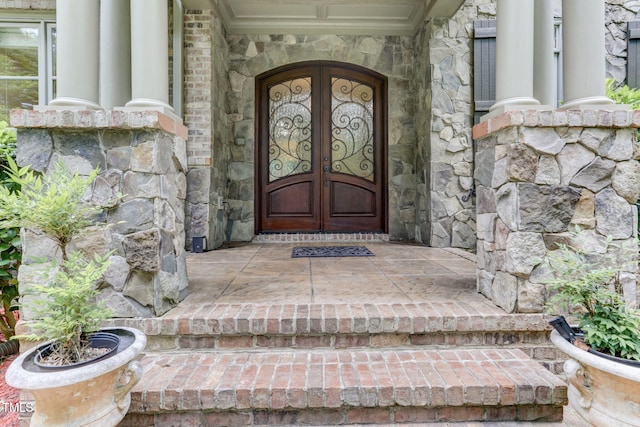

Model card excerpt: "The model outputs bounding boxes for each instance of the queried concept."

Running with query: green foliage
[0,227,20,340]
[545,228,640,361]
[0,122,19,340]
[1,158,114,364]
[606,78,640,109]
[0,121,17,160]
[0,157,102,260]
[606,78,640,258]
[18,252,112,364]
[582,302,640,360]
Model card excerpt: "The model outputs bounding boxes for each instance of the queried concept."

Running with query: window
[473,19,563,123]
[0,19,56,122]
[627,21,640,88]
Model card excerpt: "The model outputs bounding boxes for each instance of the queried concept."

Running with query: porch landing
[109,242,575,425]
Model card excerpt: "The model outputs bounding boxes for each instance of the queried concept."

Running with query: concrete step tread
[130,348,567,414]
[106,302,551,337]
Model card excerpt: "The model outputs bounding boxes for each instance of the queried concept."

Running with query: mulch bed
[0,354,20,427]
[0,310,20,427]
[0,351,19,427]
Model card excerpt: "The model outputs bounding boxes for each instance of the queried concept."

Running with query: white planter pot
[6,327,146,427]
[550,330,640,427]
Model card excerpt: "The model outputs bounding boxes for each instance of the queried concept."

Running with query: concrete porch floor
[184,242,483,305]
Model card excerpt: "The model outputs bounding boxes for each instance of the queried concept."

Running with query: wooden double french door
[256,62,387,233]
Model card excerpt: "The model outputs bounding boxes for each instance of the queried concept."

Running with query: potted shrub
[0,157,146,427]
[545,227,640,426]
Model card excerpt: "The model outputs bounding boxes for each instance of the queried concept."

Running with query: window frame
[0,13,56,112]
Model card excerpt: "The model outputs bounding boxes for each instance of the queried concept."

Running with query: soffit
[181,0,465,36]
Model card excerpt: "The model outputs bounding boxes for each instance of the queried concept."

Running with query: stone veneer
[222,34,417,242]
[176,0,640,250]
[184,11,231,250]
[10,109,189,318]
[473,109,640,313]
[2,0,640,254]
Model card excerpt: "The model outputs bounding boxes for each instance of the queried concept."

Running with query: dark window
[627,21,640,88]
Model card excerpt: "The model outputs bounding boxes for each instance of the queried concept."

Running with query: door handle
[323,165,329,186]
[323,165,329,172]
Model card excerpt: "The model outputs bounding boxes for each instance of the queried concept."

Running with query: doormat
[292,246,374,258]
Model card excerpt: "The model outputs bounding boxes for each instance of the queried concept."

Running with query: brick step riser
[122,404,564,426]
[141,331,567,374]
[105,304,552,339]
[122,348,567,427]
[145,330,553,350]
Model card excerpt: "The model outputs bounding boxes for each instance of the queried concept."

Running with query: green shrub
[0,121,19,341]
[545,228,640,361]
[0,158,114,365]
[606,79,640,233]
[19,251,112,364]
[606,78,640,109]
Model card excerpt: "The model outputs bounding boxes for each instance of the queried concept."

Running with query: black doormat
[292,246,374,258]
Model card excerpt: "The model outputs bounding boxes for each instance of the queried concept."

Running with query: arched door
[256,62,387,233]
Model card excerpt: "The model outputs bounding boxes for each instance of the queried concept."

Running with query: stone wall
[415,0,497,248]
[11,110,189,318]
[474,110,640,313]
[184,10,231,250]
[5,0,638,252]
[606,1,640,84]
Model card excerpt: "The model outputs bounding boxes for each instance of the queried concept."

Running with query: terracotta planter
[550,330,640,427]
[6,327,146,427]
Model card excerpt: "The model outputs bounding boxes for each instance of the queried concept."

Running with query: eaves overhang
[180,0,465,36]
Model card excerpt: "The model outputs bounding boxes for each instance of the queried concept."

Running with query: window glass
[0,21,55,122]
[0,26,38,77]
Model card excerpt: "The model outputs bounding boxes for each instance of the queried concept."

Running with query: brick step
[105,303,566,372]
[121,348,567,426]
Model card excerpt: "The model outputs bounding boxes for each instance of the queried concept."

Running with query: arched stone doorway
[255,61,388,233]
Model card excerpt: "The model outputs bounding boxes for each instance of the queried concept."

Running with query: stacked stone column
[12,110,189,318]
[474,110,640,313]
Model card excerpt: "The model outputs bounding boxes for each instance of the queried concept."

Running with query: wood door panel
[330,181,376,216]
[268,180,314,215]
[256,61,387,234]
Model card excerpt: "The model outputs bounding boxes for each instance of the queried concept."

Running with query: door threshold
[253,232,389,243]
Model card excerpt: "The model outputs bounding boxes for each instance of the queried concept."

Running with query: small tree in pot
[0,157,116,365]
[0,157,146,427]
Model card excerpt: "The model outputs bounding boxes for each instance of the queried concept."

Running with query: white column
[48,0,101,109]
[533,0,556,107]
[561,0,613,109]
[125,0,174,114]
[490,0,540,113]
[100,0,131,109]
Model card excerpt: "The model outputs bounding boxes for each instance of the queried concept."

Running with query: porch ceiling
[181,0,465,36]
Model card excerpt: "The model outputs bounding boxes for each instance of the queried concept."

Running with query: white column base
[118,99,182,123]
[45,97,103,110]
[490,96,540,111]
[125,97,174,111]
[560,96,619,110]
[482,103,552,121]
